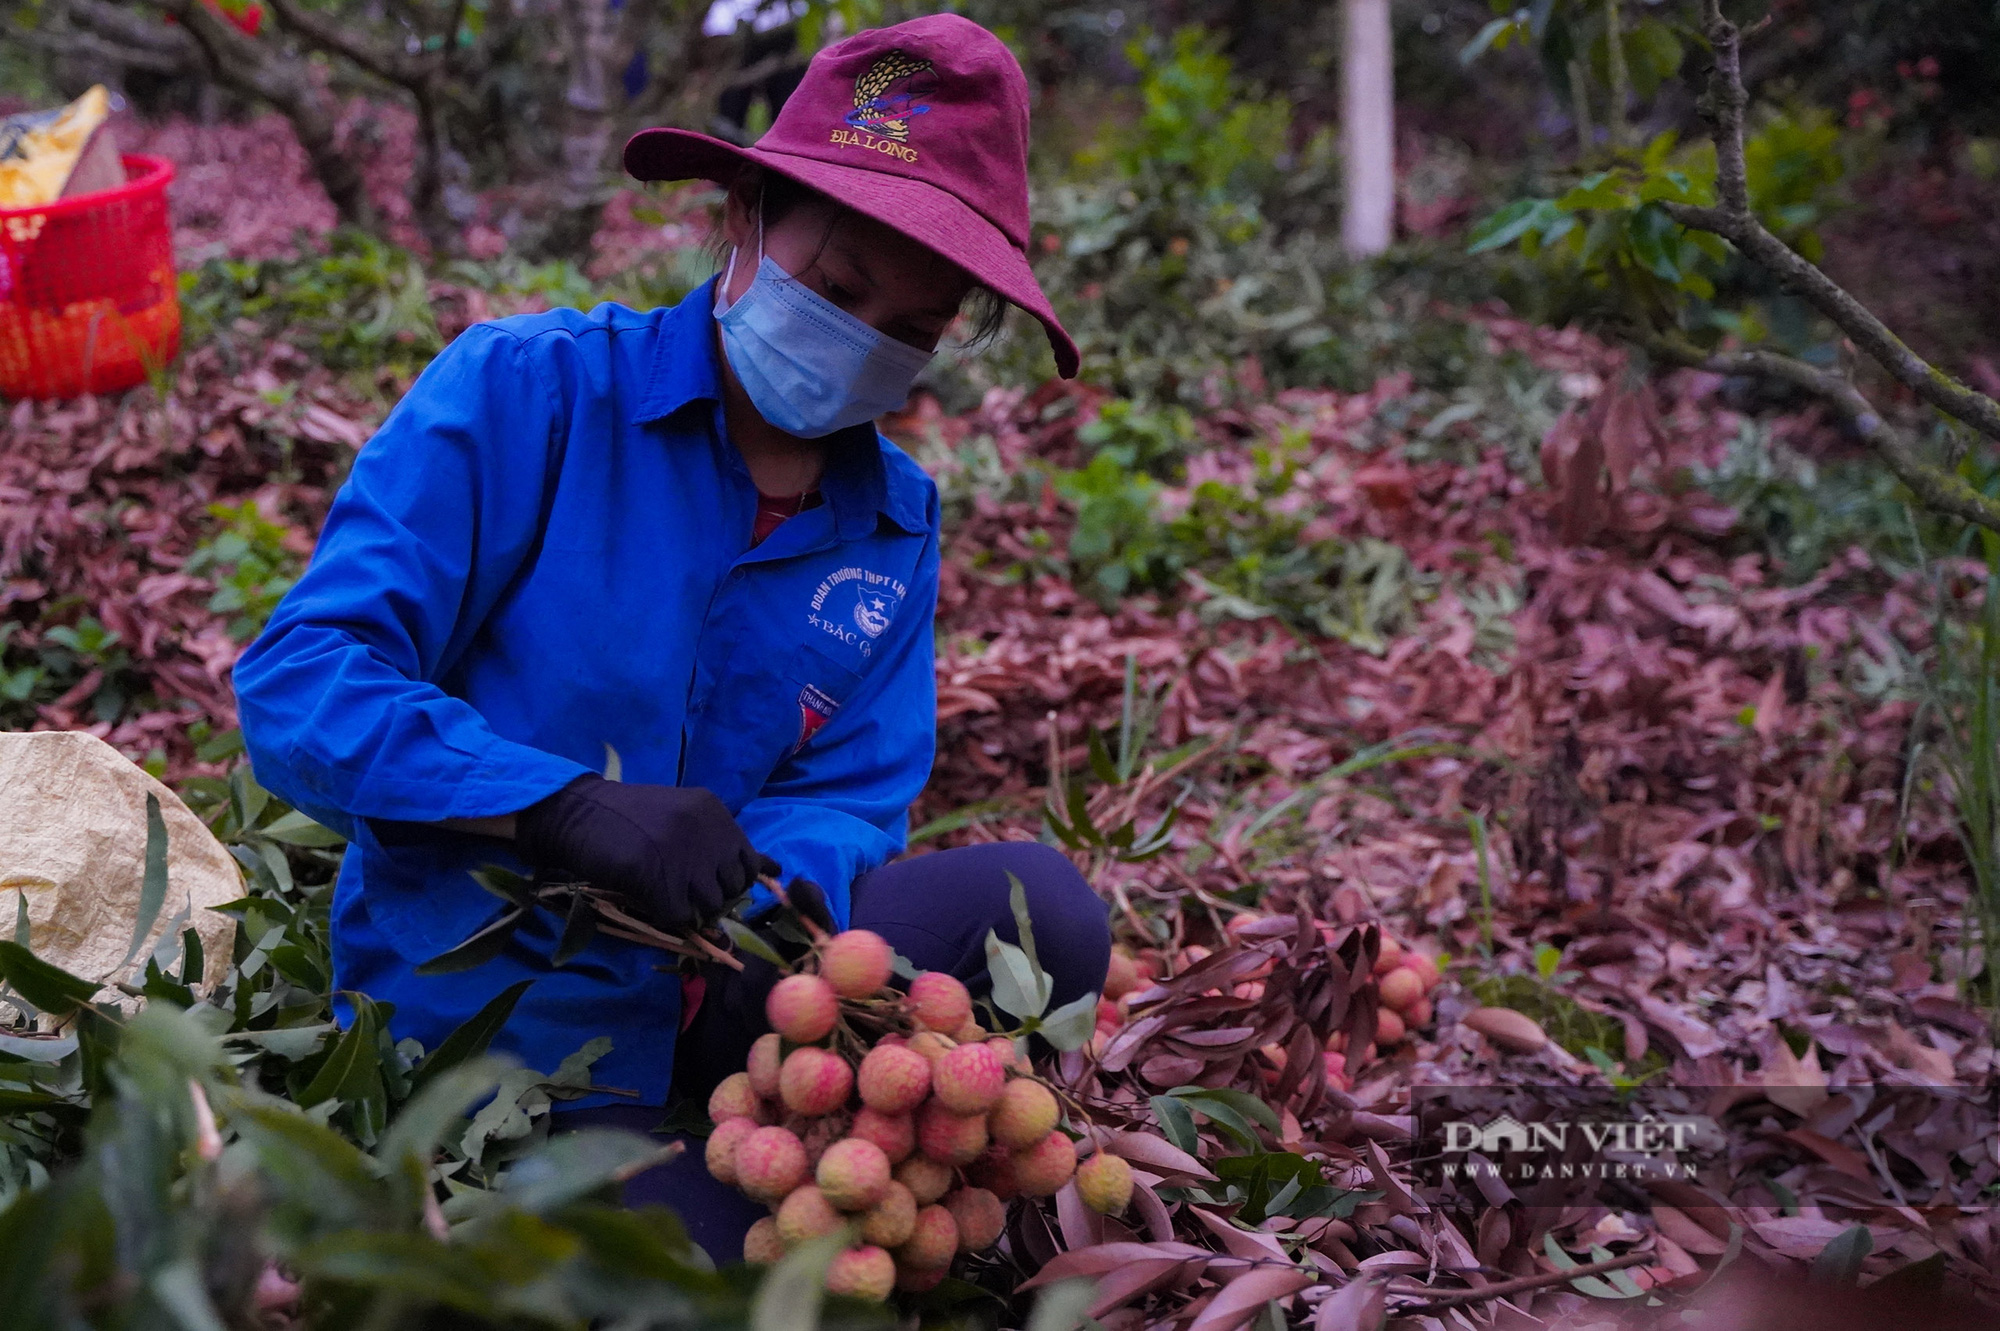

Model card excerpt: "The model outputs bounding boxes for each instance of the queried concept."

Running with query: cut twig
[1384,1249,1654,1311]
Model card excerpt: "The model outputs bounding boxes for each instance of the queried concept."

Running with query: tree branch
[147,0,378,233]
[1650,0,2000,533]
[24,23,193,73]
[66,0,201,55]
[1646,335,2000,533]
[260,0,421,87]
[1386,1250,1654,1312]
[1603,0,1630,153]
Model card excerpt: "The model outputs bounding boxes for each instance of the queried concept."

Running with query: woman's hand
[514,775,777,930]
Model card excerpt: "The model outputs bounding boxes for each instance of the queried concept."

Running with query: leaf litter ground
[2,117,1996,1326]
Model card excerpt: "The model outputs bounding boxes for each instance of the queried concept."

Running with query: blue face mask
[713,239,935,439]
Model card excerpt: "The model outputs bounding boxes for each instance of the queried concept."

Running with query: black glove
[781,878,837,936]
[513,775,776,931]
[674,877,835,1106]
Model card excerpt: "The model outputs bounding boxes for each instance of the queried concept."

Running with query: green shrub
[1054,425,1428,650]
[185,500,303,642]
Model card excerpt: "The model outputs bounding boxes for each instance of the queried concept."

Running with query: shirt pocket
[683,637,866,808]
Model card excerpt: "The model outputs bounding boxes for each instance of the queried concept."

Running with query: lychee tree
[1467,0,2000,535]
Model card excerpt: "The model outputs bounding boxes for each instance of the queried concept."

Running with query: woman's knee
[979,842,1110,1003]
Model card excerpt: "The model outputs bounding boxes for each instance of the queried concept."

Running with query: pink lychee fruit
[819,929,894,999]
[915,1099,988,1165]
[766,973,840,1044]
[907,972,972,1033]
[708,1071,766,1125]
[856,1043,930,1114]
[1405,996,1432,1028]
[848,1107,915,1163]
[1374,1007,1406,1046]
[775,1183,844,1246]
[704,1115,760,1185]
[1404,950,1441,991]
[1011,1129,1076,1198]
[985,1035,1021,1070]
[1372,935,1405,976]
[1104,948,1142,1000]
[816,1137,891,1212]
[746,1031,785,1099]
[743,1215,784,1264]
[895,1262,946,1293]
[986,1077,1058,1151]
[779,1046,854,1116]
[931,1042,1006,1115]
[734,1126,808,1203]
[826,1245,896,1301]
[895,1204,959,1269]
[952,1019,987,1044]
[906,1030,953,1064]
[792,1111,849,1169]
[859,1179,917,1248]
[1378,966,1423,1013]
[943,1187,1005,1252]
[965,1144,1020,1201]
[1076,1150,1134,1215]
[894,1154,953,1205]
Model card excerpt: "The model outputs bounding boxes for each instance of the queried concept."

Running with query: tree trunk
[158,0,379,234]
[1340,0,1395,258]
[527,0,619,259]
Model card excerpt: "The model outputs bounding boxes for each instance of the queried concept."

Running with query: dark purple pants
[555,841,1110,1263]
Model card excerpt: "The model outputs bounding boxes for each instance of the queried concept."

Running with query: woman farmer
[233,13,1109,1258]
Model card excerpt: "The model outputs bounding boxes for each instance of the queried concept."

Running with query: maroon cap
[624,13,1078,378]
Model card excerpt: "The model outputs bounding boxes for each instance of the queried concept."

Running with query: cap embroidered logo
[847,50,936,142]
[830,50,936,163]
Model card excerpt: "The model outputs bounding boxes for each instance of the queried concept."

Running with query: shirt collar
[632,277,928,539]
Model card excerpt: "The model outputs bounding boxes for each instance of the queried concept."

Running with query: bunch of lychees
[702,928,1131,1301]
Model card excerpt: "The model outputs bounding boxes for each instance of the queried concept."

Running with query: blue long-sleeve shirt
[232,280,941,1102]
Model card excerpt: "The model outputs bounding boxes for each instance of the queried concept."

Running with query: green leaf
[178,926,203,988]
[985,932,1052,1022]
[1025,1277,1099,1331]
[603,742,622,782]
[1625,205,1683,282]
[1809,1224,1873,1286]
[1150,1094,1199,1156]
[752,1227,852,1331]
[1085,726,1121,785]
[258,809,348,847]
[234,1102,385,1217]
[415,906,526,976]
[121,793,171,969]
[552,890,600,967]
[297,1001,384,1110]
[1037,990,1100,1052]
[1006,872,1043,979]
[0,941,101,1017]
[0,1030,78,1061]
[1556,171,1632,212]
[468,866,536,908]
[721,917,785,968]
[1172,1085,1279,1133]
[1543,1234,1644,1299]
[496,1128,669,1214]
[11,890,26,948]
[1460,16,1521,65]
[1467,198,1546,254]
[149,1261,230,1331]
[409,980,533,1096]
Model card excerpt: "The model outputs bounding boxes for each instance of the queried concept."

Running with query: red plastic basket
[0,153,181,401]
